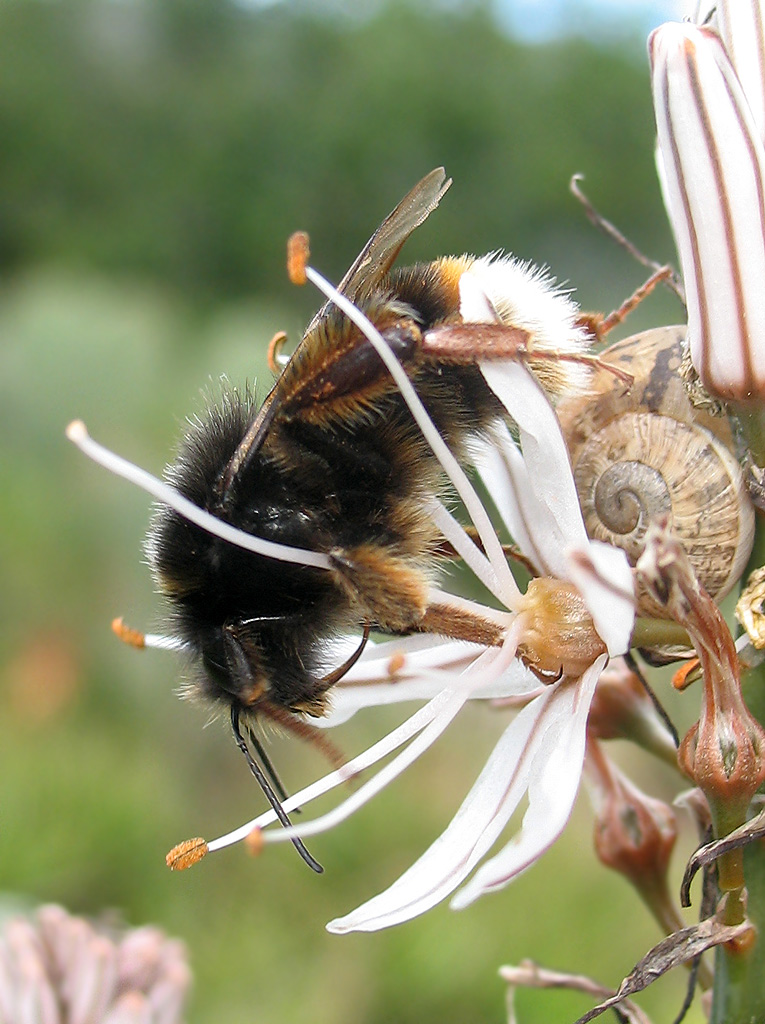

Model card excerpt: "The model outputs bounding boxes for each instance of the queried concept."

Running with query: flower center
[516,577,607,680]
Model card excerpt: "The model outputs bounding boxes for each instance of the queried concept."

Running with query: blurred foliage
[0,0,677,310]
[0,1,701,1022]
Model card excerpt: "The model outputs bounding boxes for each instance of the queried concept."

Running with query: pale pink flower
[0,905,190,1024]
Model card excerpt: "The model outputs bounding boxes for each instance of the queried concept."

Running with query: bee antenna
[230,706,323,873]
[244,721,294,808]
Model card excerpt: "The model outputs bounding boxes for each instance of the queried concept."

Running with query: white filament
[304,266,521,610]
[66,421,333,570]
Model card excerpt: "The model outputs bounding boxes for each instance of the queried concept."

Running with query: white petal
[326,690,552,932]
[450,655,605,908]
[565,542,635,656]
[479,361,589,575]
[651,22,765,399]
[327,655,599,933]
[474,427,551,575]
[323,654,538,726]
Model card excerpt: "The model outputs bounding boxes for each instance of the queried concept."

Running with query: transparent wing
[304,167,452,334]
[228,169,452,482]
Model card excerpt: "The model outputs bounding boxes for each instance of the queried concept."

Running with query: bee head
[195,615,330,717]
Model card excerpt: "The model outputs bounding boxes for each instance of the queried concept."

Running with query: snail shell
[557,325,755,620]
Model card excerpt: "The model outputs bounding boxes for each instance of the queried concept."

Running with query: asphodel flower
[651,12,765,402]
[70,254,636,932]
[156,269,636,933]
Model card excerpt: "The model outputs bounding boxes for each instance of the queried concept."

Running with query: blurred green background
[0,1,705,1021]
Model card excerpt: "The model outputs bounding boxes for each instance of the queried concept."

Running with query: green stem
[710,519,765,1023]
[631,617,690,650]
[732,404,765,468]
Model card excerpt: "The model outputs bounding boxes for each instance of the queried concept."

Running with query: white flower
[70,255,636,933]
[195,268,636,933]
[650,11,765,401]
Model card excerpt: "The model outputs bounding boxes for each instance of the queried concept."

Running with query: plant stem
[710,520,765,1023]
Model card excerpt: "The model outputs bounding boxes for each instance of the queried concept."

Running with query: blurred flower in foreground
[651,10,765,403]
[0,904,191,1024]
[156,268,636,932]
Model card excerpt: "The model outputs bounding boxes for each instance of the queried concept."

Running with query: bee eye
[200,642,237,699]
[219,624,268,707]
[198,626,253,703]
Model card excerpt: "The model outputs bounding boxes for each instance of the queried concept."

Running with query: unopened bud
[637,525,765,848]
[651,21,765,402]
[588,657,677,764]
[594,782,677,889]
[678,701,765,837]
[587,740,679,934]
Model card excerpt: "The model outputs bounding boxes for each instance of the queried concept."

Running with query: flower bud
[651,21,765,402]
[587,740,681,934]
[588,657,677,765]
[637,523,765,838]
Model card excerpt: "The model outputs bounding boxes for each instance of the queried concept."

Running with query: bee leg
[318,624,371,688]
[579,265,676,343]
[417,603,504,647]
[329,545,506,646]
[421,322,532,364]
[421,323,633,387]
[328,546,429,634]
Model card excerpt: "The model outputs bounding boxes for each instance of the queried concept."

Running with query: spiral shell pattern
[558,326,755,616]
[575,410,752,603]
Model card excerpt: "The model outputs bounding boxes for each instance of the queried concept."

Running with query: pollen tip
[287,231,310,286]
[672,658,701,691]
[66,419,88,443]
[244,826,264,858]
[166,837,208,871]
[112,617,146,649]
[387,650,406,675]
[267,330,289,374]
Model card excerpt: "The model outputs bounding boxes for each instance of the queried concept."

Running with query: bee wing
[221,170,452,491]
[339,167,452,296]
[304,167,452,334]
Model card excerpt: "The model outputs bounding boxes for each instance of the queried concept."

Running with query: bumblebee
[147,168,598,865]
